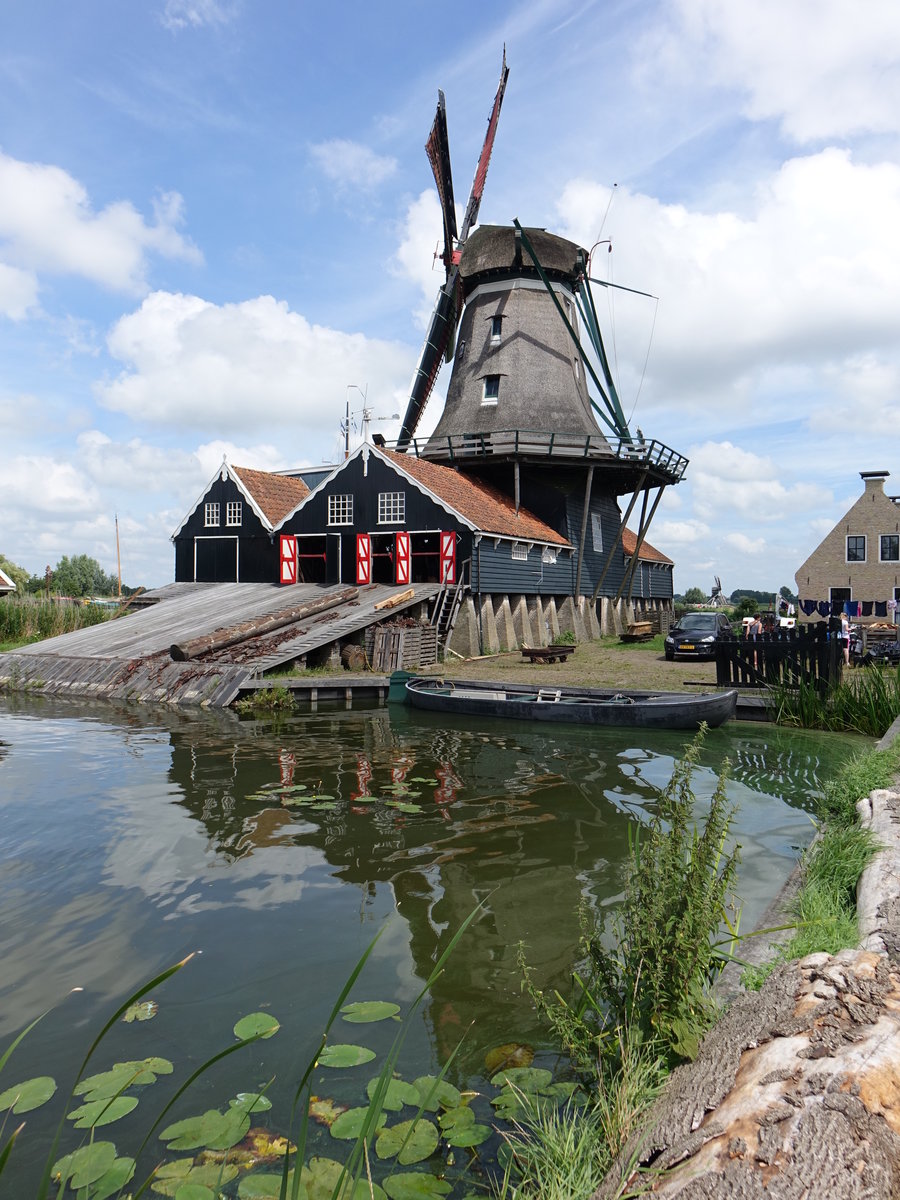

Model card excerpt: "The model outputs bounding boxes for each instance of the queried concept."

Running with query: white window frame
[377,492,405,524]
[846,534,866,563]
[204,502,220,527]
[880,533,899,562]
[591,513,603,553]
[490,315,503,343]
[328,494,354,526]
[511,542,528,561]
[226,500,242,527]
[541,546,558,565]
[482,375,500,406]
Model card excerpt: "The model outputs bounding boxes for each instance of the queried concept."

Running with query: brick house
[795,471,900,621]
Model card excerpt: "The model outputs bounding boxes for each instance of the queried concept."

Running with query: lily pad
[318,1043,376,1068]
[199,1128,294,1168]
[306,1157,387,1200]
[437,1105,474,1133]
[410,777,439,784]
[230,1091,272,1114]
[233,1012,280,1041]
[87,1155,136,1200]
[68,1094,139,1127]
[310,802,338,812]
[385,801,423,814]
[489,1065,552,1092]
[411,1075,461,1112]
[308,1095,347,1126]
[75,1057,173,1101]
[151,1157,239,1196]
[329,1105,387,1140]
[382,1173,452,1200]
[169,1186,213,1200]
[444,1123,491,1148]
[375,1118,439,1164]
[281,795,315,807]
[484,1042,534,1076]
[237,1169,303,1199]
[53,1142,118,1190]
[160,1106,250,1150]
[123,999,158,1023]
[341,1001,401,1024]
[366,1076,419,1111]
[309,793,335,802]
[0,1075,56,1113]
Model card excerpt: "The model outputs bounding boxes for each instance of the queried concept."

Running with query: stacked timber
[367,621,438,671]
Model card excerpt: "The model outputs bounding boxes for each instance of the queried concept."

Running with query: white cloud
[0,260,38,319]
[96,291,414,443]
[0,151,202,297]
[653,518,710,545]
[160,0,236,31]
[656,0,900,142]
[393,190,447,327]
[723,531,766,555]
[687,441,831,521]
[0,455,99,515]
[308,140,398,191]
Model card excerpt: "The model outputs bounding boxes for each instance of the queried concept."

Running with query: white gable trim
[170,460,274,540]
[0,565,16,591]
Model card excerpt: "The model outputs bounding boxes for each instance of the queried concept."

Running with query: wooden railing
[715,622,843,693]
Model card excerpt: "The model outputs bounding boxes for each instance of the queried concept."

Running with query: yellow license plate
[680,644,695,650]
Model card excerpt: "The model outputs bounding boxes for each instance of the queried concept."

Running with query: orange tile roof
[232,465,310,526]
[381,449,571,546]
[622,527,673,565]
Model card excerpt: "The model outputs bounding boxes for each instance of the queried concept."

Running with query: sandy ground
[419,637,720,692]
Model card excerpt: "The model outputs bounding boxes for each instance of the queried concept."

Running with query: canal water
[0,695,862,1196]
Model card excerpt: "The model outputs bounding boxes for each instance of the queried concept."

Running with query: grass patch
[0,599,114,646]
[233,686,295,714]
[773,667,900,737]
[602,634,667,655]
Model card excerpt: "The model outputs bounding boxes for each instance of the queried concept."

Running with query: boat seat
[537,689,562,703]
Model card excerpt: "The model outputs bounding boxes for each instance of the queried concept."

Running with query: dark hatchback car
[665,611,734,661]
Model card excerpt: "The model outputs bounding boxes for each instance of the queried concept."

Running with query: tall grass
[0,598,112,646]
[773,667,900,736]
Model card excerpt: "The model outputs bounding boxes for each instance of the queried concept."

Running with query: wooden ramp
[0,582,439,707]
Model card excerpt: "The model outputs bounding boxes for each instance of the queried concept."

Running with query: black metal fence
[715,622,843,692]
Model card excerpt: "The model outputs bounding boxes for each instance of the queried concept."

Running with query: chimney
[860,471,889,497]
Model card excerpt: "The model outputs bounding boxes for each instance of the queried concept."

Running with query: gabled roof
[277,443,571,547]
[378,449,570,545]
[231,465,309,525]
[0,565,16,592]
[622,528,673,565]
[171,460,310,540]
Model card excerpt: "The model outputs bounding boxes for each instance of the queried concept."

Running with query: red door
[439,532,456,584]
[395,532,410,585]
[356,534,371,585]
[279,535,297,584]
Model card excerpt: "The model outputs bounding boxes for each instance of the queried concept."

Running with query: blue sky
[2,0,900,593]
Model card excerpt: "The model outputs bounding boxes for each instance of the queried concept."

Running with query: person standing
[840,611,851,666]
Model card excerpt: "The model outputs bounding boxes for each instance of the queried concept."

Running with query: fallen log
[374,587,415,611]
[170,587,358,661]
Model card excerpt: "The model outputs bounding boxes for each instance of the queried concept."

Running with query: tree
[51,555,117,598]
[733,595,759,620]
[779,585,796,602]
[0,554,29,591]
[683,586,706,604]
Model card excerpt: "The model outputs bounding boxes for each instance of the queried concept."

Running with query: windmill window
[846,535,866,562]
[511,542,528,561]
[204,502,220,527]
[378,492,405,524]
[490,315,503,343]
[542,546,558,565]
[226,501,242,527]
[881,534,899,562]
[591,513,603,552]
[328,494,354,526]
[482,375,500,406]
[574,359,580,380]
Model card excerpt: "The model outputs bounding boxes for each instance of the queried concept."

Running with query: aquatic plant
[0,597,112,648]
[772,667,900,737]
[234,686,295,714]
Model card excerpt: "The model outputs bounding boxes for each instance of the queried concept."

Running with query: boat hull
[404,678,737,730]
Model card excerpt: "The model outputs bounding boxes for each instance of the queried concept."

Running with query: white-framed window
[482,375,500,406]
[378,492,405,524]
[490,315,503,343]
[846,535,866,562]
[880,534,899,562]
[204,502,219,527]
[591,513,603,553]
[328,494,353,526]
[541,546,558,565]
[511,542,528,561]
[226,501,242,527]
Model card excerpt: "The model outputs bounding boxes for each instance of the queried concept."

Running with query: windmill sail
[397,51,509,450]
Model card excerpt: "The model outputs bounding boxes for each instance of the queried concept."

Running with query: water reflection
[0,697,862,1092]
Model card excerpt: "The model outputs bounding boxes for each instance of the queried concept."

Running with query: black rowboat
[403,676,737,730]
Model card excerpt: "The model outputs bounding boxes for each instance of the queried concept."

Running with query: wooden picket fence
[715,622,843,692]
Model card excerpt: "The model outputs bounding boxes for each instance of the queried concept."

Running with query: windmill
[396,50,509,450]
[709,576,728,608]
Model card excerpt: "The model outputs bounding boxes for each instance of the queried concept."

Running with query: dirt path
[422,637,720,692]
